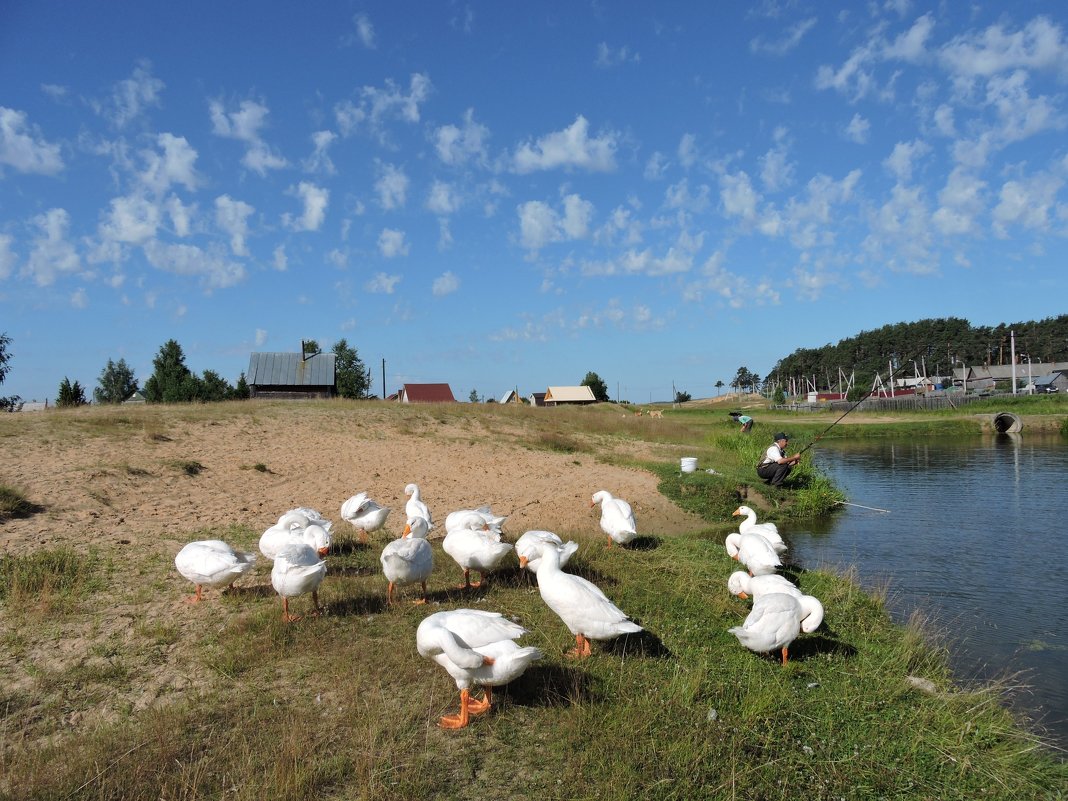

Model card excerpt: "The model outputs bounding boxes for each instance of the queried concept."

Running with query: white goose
[727,571,803,601]
[515,530,578,573]
[728,592,824,665]
[341,492,391,543]
[520,539,642,658]
[590,490,638,547]
[174,540,257,603]
[271,542,327,622]
[444,505,507,535]
[416,609,543,729]
[732,505,786,553]
[380,516,434,604]
[404,483,432,527]
[442,511,514,588]
[725,532,782,576]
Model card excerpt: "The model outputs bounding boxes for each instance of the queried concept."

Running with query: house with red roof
[397,383,456,403]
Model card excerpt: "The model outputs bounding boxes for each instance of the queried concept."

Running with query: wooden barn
[247,351,337,399]
[543,386,596,406]
[397,383,456,403]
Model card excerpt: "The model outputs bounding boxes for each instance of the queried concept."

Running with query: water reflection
[790,434,1068,750]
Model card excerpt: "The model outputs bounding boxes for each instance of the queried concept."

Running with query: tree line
[0,334,371,409]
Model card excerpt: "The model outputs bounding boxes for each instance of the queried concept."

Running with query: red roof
[400,383,456,403]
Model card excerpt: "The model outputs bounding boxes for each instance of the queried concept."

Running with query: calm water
[788,434,1068,751]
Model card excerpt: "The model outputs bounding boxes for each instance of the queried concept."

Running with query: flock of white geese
[173,490,823,728]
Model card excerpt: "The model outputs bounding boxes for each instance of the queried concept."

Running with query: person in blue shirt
[729,412,754,432]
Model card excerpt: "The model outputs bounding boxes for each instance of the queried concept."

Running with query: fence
[773,392,996,414]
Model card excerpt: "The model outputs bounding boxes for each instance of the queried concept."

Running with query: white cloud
[644,151,668,180]
[426,181,462,215]
[303,130,337,174]
[516,194,595,252]
[719,171,761,223]
[283,182,329,231]
[0,234,17,279]
[992,172,1063,237]
[0,106,64,174]
[209,98,288,175]
[96,60,164,129]
[366,272,401,293]
[100,194,162,244]
[255,328,268,346]
[351,13,375,48]
[883,139,930,181]
[677,134,697,169]
[844,113,870,143]
[985,69,1065,143]
[272,245,287,271]
[560,194,594,239]
[142,239,246,289]
[883,13,934,62]
[378,228,409,258]
[664,179,711,212]
[815,40,877,99]
[334,73,432,141]
[513,115,617,173]
[215,195,255,255]
[375,163,409,210]
[750,17,817,56]
[595,42,640,68]
[932,167,986,236]
[70,287,88,308]
[138,133,198,194]
[432,271,459,296]
[22,208,81,286]
[938,16,1068,78]
[862,183,936,274]
[165,195,193,237]
[932,104,956,136]
[760,132,794,192]
[434,108,489,166]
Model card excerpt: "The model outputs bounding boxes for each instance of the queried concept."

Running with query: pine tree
[56,377,88,407]
[143,340,199,403]
[94,358,138,404]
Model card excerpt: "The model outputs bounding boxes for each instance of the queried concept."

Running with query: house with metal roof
[499,389,523,404]
[247,350,336,399]
[398,383,456,403]
[543,385,596,406]
[528,392,546,407]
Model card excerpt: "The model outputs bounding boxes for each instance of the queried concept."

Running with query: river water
[788,433,1067,751]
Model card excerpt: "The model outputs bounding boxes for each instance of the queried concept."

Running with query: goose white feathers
[380,516,434,604]
[403,483,432,526]
[174,540,257,603]
[727,591,824,665]
[341,492,391,542]
[727,571,803,601]
[271,542,327,621]
[515,530,578,573]
[444,505,507,535]
[520,539,642,658]
[590,490,638,547]
[442,511,514,588]
[732,505,786,553]
[725,532,782,576]
[416,609,542,729]
[260,508,332,560]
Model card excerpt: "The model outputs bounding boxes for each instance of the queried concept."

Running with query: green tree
[56,377,88,407]
[714,380,724,396]
[0,332,21,412]
[468,388,480,403]
[332,339,369,399]
[93,358,138,404]
[144,339,199,403]
[675,390,692,403]
[303,339,320,357]
[234,372,250,400]
[772,387,786,404]
[198,370,233,402]
[581,371,609,402]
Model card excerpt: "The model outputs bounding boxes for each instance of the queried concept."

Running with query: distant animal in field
[648,409,663,419]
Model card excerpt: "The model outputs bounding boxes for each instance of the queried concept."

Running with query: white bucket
[680,457,698,473]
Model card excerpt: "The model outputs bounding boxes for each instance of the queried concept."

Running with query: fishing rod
[795,349,926,458]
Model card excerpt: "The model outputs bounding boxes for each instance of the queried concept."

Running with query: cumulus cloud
[375,163,409,210]
[95,60,164,129]
[513,116,617,173]
[938,16,1068,78]
[22,208,81,286]
[760,130,794,192]
[432,271,459,296]
[209,98,288,175]
[283,182,329,231]
[303,130,337,175]
[434,108,489,166]
[334,73,432,142]
[932,167,986,236]
[517,193,595,252]
[100,194,162,245]
[366,272,401,293]
[0,106,64,174]
[142,239,246,289]
[595,42,640,68]
[350,13,375,48]
[844,113,871,143]
[139,133,199,194]
[255,328,268,346]
[215,195,255,255]
[750,17,817,56]
[378,228,409,258]
[677,134,698,169]
[426,181,462,215]
[992,171,1063,237]
[644,151,668,180]
[884,13,935,62]
[70,287,88,308]
[272,245,287,271]
[0,234,17,279]
[883,139,931,181]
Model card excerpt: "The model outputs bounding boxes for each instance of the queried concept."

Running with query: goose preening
[442,511,514,589]
[727,591,824,665]
[271,542,327,622]
[278,507,334,537]
[727,571,803,601]
[732,505,786,553]
[416,609,542,729]
[340,492,391,543]
[260,510,332,560]
[725,532,782,576]
[403,483,432,527]
[444,505,507,535]
[590,490,638,547]
[380,516,434,605]
[174,540,257,603]
[519,539,642,658]
[515,530,578,573]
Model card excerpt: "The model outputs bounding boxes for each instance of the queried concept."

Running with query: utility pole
[381,358,386,401]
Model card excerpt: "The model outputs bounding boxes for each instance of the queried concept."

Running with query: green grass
[0,547,104,614]
[0,484,37,520]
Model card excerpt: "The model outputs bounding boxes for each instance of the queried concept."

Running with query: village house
[246,345,337,399]
[542,386,597,406]
[397,383,456,403]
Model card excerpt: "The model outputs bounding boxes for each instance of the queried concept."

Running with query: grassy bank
[1,400,1065,800]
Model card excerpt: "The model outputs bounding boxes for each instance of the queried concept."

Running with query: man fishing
[756,432,801,487]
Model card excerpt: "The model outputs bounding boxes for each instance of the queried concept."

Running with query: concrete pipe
[992,412,1023,434]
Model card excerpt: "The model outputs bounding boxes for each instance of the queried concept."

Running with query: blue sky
[2,1,1067,404]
